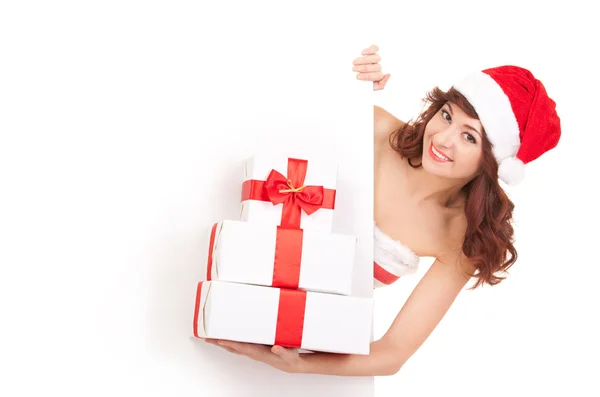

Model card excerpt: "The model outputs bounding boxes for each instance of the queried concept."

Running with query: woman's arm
[299,253,475,376]
[210,251,475,377]
[296,337,400,376]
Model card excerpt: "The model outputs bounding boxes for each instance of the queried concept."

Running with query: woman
[206,45,561,376]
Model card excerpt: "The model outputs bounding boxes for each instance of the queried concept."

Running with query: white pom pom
[498,156,525,185]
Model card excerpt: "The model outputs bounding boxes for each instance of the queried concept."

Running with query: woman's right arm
[298,250,475,377]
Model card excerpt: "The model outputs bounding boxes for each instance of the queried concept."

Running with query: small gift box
[205,220,356,295]
[240,155,338,232]
[193,281,373,355]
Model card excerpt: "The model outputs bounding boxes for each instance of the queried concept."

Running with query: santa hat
[452,65,561,185]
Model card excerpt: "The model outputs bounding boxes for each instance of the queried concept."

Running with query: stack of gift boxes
[192,155,373,355]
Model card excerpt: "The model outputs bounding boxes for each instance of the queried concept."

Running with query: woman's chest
[374,156,449,258]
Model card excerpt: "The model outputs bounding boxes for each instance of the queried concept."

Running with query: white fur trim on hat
[498,156,525,185]
[453,71,522,178]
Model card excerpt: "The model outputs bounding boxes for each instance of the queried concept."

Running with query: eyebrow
[446,103,483,138]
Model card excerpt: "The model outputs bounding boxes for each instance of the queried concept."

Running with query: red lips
[428,143,453,162]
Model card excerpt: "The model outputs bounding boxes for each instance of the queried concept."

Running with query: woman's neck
[404,158,468,208]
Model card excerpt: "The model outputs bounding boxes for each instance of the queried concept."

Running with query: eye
[441,109,451,122]
[463,132,477,144]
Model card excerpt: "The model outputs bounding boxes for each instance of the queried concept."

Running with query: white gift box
[193,281,373,355]
[240,155,338,232]
[206,220,356,296]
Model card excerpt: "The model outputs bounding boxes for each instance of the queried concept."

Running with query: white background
[1,1,598,397]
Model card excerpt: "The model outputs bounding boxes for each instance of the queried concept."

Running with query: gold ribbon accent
[278,179,306,194]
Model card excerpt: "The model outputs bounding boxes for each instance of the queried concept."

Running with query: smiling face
[421,101,484,181]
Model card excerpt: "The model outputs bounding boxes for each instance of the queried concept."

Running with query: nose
[434,126,456,149]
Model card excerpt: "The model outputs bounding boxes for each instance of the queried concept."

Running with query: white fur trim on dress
[453,71,521,163]
[374,222,419,281]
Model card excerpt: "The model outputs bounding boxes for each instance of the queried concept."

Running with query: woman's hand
[353,44,391,91]
[205,339,306,374]
[205,337,393,376]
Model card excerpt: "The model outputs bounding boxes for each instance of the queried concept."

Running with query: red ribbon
[273,226,303,289]
[206,223,218,281]
[193,280,307,348]
[193,281,204,338]
[241,158,336,229]
[274,288,307,348]
[206,222,304,290]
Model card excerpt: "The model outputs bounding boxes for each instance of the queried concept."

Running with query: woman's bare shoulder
[374,106,405,147]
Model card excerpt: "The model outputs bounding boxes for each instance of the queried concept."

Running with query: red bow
[264,159,324,229]
[241,158,336,229]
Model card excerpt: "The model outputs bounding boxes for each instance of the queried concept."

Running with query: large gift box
[193,280,373,355]
[240,155,338,232]
[205,220,356,295]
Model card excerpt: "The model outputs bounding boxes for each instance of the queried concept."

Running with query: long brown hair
[390,86,518,288]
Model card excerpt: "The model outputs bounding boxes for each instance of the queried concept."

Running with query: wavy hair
[389,87,518,288]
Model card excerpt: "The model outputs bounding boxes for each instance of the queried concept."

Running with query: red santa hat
[452,65,561,185]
